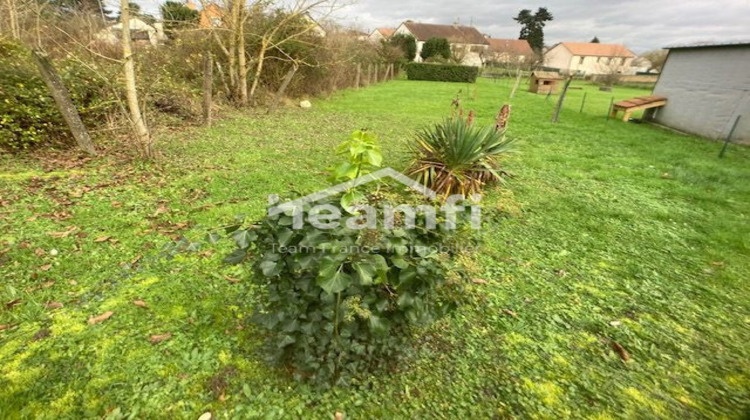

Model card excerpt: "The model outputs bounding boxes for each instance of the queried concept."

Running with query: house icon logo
[267,168,482,231]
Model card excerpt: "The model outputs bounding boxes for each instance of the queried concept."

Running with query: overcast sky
[125,0,750,53]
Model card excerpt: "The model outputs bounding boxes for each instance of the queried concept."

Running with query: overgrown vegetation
[0,41,113,150]
[1,73,749,419]
[0,0,396,153]
[405,62,479,83]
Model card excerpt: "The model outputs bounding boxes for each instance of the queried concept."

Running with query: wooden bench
[610,95,667,122]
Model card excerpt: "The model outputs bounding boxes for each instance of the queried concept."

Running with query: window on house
[597,57,601,63]
[621,57,627,65]
[579,56,585,64]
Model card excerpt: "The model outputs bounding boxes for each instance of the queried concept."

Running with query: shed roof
[558,42,635,58]
[401,21,488,45]
[665,40,750,49]
[487,38,533,56]
[531,71,563,80]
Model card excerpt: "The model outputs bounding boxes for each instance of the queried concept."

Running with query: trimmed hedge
[405,62,479,83]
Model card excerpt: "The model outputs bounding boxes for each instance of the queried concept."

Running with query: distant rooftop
[666,40,750,49]
[558,42,635,58]
[401,21,488,45]
[487,38,533,56]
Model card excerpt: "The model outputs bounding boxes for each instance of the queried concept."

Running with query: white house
[369,27,395,43]
[648,41,750,144]
[94,17,165,47]
[393,21,489,66]
[544,42,635,75]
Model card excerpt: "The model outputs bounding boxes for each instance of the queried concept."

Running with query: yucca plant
[406,105,514,198]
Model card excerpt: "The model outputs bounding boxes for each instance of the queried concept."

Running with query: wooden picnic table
[610,95,667,122]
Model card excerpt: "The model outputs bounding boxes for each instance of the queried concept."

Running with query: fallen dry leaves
[224,276,241,284]
[88,311,114,325]
[45,301,64,309]
[133,299,148,308]
[610,341,631,361]
[149,333,172,344]
[48,226,78,238]
[5,298,22,310]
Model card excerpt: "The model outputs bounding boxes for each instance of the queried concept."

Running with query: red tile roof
[377,27,395,37]
[402,22,488,45]
[487,38,533,56]
[559,42,635,57]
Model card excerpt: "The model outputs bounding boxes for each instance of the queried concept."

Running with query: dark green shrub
[221,131,472,386]
[420,37,451,61]
[388,33,417,62]
[160,1,198,34]
[226,194,466,386]
[405,62,479,83]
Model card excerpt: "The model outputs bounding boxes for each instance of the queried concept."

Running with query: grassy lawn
[1,77,749,419]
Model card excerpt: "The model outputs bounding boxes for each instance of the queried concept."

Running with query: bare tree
[641,49,668,73]
[246,1,335,103]
[120,0,153,158]
[596,60,624,87]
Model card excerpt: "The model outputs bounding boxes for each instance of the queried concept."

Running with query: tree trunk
[120,0,152,158]
[268,64,298,113]
[6,0,20,40]
[248,40,267,101]
[214,61,230,98]
[227,0,241,101]
[366,63,371,85]
[202,52,213,126]
[237,1,248,105]
[354,63,361,89]
[32,49,97,156]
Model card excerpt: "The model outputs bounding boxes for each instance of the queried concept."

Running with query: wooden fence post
[551,76,573,123]
[268,64,298,113]
[719,115,742,158]
[579,91,587,113]
[355,63,361,89]
[202,52,213,126]
[31,49,96,155]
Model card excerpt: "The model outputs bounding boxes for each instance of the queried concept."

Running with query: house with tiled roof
[369,27,395,43]
[544,42,636,75]
[393,21,489,66]
[486,38,535,65]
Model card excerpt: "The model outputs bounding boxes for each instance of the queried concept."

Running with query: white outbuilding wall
[651,43,750,144]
